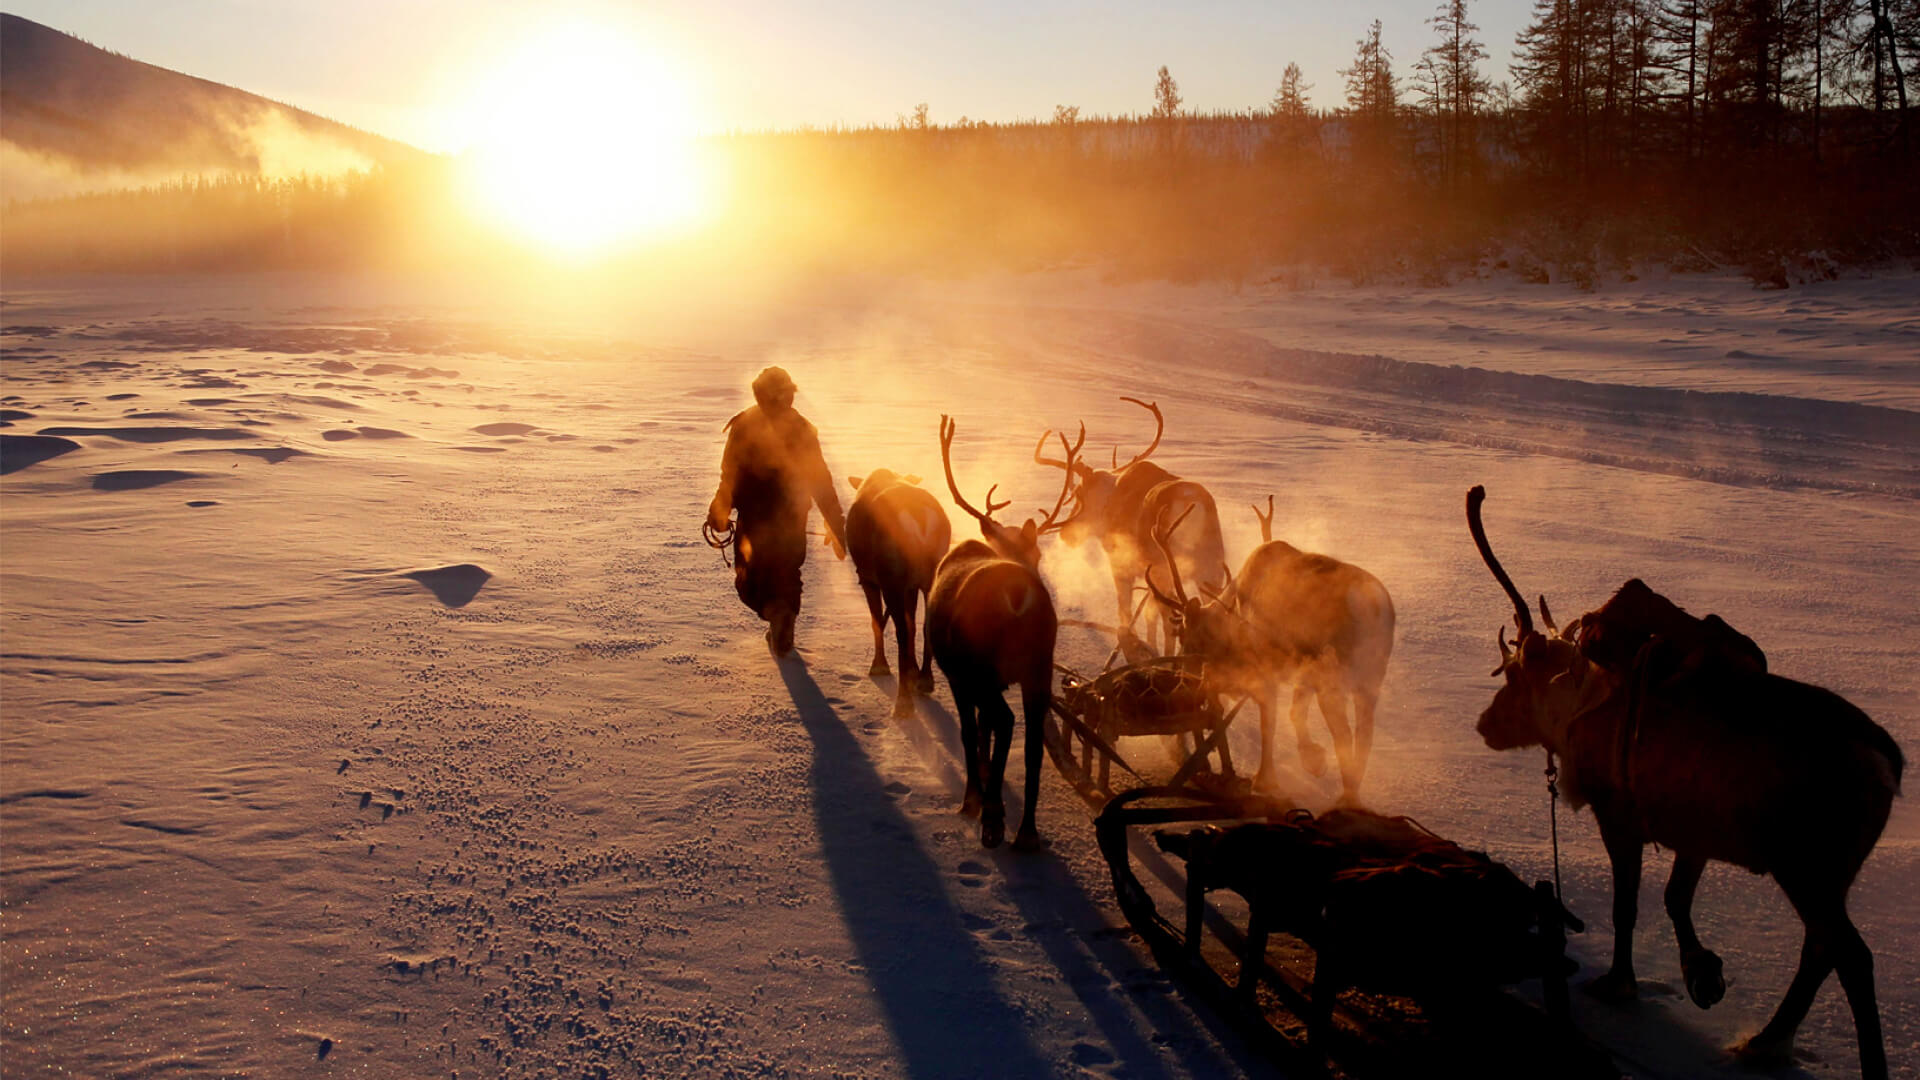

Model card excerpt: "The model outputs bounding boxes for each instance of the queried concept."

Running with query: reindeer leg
[1665,851,1725,1008]
[1010,674,1048,852]
[1350,683,1379,796]
[1584,815,1643,1002]
[1316,683,1358,806]
[1114,574,1141,650]
[952,684,984,820]
[914,588,936,694]
[1252,681,1281,793]
[1738,870,1884,1080]
[978,693,1015,849]
[1288,676,1328,778]
[861,581,889,677]
[890,589,917,719]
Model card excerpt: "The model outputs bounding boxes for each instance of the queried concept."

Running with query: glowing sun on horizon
[455,24,708,255]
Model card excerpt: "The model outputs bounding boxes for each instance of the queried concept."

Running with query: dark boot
[766,608,797,657]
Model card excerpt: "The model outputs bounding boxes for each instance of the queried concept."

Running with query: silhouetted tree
[1152,66,1184,119]
[1271,61,1314,119]
[1342,20,1400,164]
[1417,0,1490,184]
[1053,104,1081,125]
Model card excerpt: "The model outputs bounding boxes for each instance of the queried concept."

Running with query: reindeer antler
[1467,485,1534,638]
[1035,424,1085,533]
[1115,397,1163,471]
[1252,495,1275,543]
[1147,503,1197,608]
[940,415,1011,526]
[1033,421,1086,471]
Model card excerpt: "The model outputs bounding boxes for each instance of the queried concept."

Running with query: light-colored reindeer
[1035,397,1227,654]
[1145,498,1395,803]
[926,417,1082,850]
[1466,485,1900,1080]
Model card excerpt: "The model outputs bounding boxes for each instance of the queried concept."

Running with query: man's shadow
[778,659,1055,1080]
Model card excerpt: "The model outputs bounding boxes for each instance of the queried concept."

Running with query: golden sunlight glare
[455,24,708,255]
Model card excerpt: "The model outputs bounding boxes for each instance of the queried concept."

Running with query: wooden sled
[1094,786,1621,1079]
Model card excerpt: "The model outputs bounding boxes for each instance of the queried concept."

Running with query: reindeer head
[1468,486,1612,753]
[941,415,1080,569]
[1140,503,1243,658]
[1036,397,1162,546]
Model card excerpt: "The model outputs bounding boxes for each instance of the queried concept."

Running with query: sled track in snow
[1026,311,1920,500]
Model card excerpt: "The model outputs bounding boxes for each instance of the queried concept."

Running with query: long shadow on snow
[779,660,1054,1080]
[877,676,1281,1080]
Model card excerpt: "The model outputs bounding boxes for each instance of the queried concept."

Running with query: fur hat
[752,366,796,409]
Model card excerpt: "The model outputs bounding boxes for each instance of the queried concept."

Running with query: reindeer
[1466,485,1901,1080]
[927,416,1080,850]
[1145,501,1395,803]
[846,469,952,718]
[1035,397,1227,653]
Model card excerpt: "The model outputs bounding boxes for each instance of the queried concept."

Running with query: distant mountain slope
[1,13,426,197]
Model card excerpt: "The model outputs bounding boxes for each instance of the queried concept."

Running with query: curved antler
[1035,424,1085,533]
[1538,595,1558,636]
[1467,485,1534,638]
[1116,397,1163,471]
[940,415,1010,525]
[1148,502,1197,607]
[1252,495,1275,543]
[1033,421,1086,470]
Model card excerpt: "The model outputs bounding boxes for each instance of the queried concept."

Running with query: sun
[454,24,710,256]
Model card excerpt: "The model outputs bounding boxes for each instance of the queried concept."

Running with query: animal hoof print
[1684,950,1726,1009]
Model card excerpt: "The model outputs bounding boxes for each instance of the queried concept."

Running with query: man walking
[706,367,847,656]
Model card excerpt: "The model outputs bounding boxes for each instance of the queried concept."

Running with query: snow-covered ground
[3,268,1915,1079]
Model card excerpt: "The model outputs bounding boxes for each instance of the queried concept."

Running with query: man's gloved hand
[706,499,730,533]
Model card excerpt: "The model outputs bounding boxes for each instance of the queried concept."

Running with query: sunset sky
[9,0,1525,152]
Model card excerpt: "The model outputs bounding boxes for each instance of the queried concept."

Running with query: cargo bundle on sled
[1092,786,1618,1078]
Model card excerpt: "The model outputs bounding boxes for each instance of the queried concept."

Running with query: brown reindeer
[846,469,952,718]
[927,416,1080,850]
[1145,502,1395,803]
[1036,397,1227,652]
[1466,485,1901,1080]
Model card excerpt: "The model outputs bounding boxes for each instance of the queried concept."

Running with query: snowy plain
[1,267,1915,1079]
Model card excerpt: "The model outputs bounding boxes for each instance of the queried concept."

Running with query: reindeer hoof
[914,673,935,695]
[1582,969,1639,1003]
[980,808,1006,849]
[960,792,982,818]
[1683,948,1726,1009]
[1011,827,1044,853]
[1298,742,1328,777]
[891,696,915,720]
[869,660,891,678]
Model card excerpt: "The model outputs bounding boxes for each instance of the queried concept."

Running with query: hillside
[0,13,425,198]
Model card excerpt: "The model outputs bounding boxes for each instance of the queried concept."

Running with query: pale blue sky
[7,1,1528,150]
